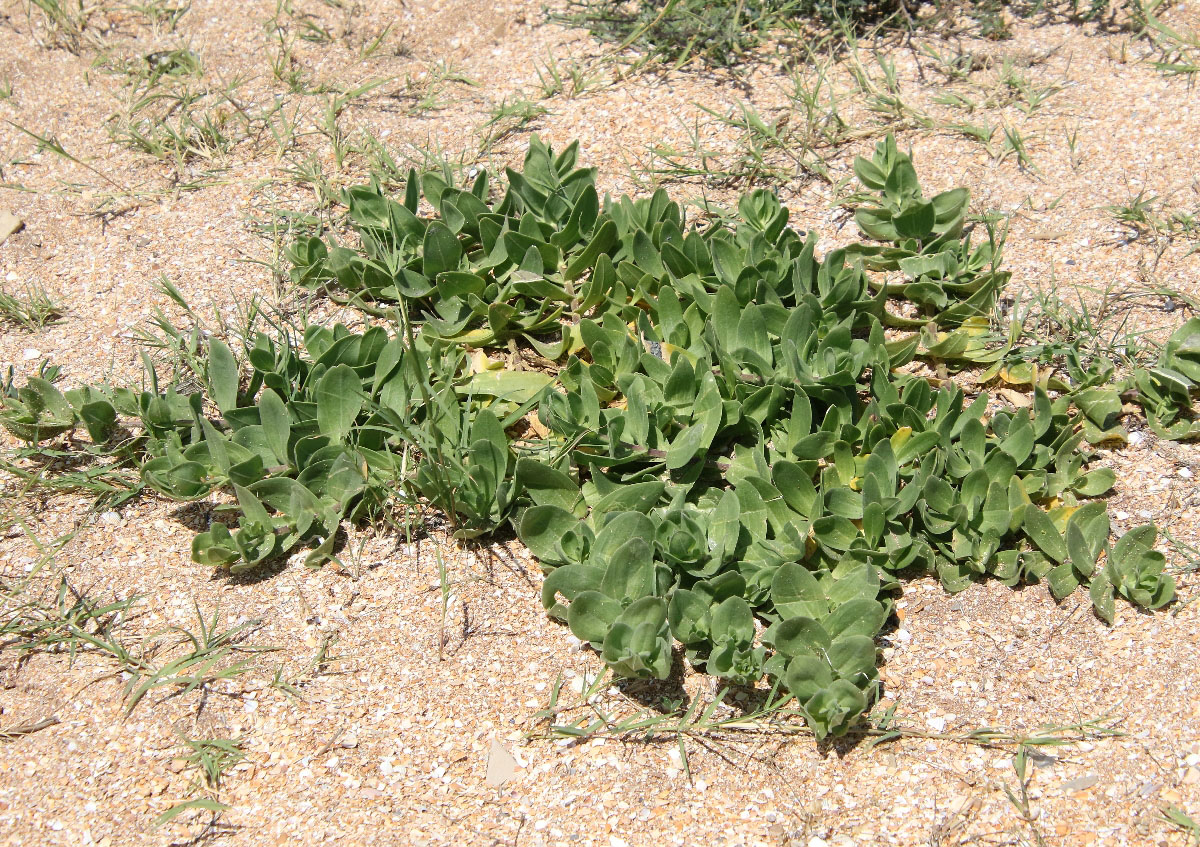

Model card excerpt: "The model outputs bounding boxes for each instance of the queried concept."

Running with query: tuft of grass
[268,632,347,700]
[358,22,397,61]
[1141,0,1200,77]
[1000,745,1048,845]
[1104,189,1200,251]
[554,0,1056,70]
[921,42,978,81]
[0,573,135,662]
[127,0,191,32]
[120,604,277,714]
[1065,123,1083,170]
[553,0,908,70]
[995,61,1064,115]
[945,117,996,150]
[644,89,853,190]
[25,0,96,53]
[177,733,245,791]
[479,97,549,153]
[101,50,311,174]
[997,125,1038,173]
[399,60,476,116]
[25,0,191,52]
[0,284,63,331]
[156,732,240,831]
[535,53,605,100]
[7,587,278,716]
[845,46,934,130]
[1006,272,1171,372]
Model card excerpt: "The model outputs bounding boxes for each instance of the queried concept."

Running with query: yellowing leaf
[889,427,913,451]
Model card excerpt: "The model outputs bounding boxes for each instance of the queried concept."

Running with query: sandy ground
[0,1,1199,845]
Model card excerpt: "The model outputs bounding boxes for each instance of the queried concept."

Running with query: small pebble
[1060,774,1100,792]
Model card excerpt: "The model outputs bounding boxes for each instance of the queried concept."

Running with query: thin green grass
[1162,805,1200,844]
[528,665,1125,753]
[0,284,63,331]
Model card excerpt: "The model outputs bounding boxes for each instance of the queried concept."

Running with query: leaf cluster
[1,136,1189,741]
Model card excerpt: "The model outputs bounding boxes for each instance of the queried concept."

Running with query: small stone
[167,758,187,773]
[1060,774,1100,792]
[22,348,40,361]
[339,733,358,748]
[1179,467,1194,479]
[0,211,24,244]
[486,739,518,787]
[1183,767,1200,786]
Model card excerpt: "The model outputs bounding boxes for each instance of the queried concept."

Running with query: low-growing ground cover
[3,134,1193,744]
[0,0,1198,845]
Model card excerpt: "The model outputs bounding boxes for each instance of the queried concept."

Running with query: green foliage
[0,283,63,331]
[2,135,1189,743]
[552,0,899,69]
[0,369,77,443]
[1161,803,1200,845]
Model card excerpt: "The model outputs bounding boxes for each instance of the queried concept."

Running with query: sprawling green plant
[3,136,1191,740]
[551,0,905,68]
